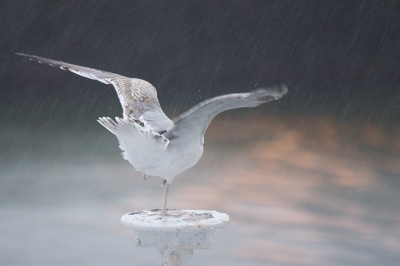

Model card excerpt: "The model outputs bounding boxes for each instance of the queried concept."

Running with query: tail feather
[97,117,170,171]
[97,117,118,135]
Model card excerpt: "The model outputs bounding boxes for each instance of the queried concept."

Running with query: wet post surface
[121,210,230,265]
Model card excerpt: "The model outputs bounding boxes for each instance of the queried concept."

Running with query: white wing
[16,53,173,132]
[165,85,288,147]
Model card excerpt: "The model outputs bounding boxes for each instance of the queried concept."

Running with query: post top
[121,209,229,232]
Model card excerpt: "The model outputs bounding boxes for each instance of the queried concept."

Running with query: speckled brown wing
[17,53,173,132]
[107,77,173,132]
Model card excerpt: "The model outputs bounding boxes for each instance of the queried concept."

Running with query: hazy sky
[2,1,399,121]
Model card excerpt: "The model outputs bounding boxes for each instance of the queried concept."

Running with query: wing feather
[17,53,173,132]
[165,85,288,146]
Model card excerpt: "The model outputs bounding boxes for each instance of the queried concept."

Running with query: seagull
[17,53,288,215]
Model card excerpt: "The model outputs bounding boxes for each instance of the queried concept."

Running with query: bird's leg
[162,182,170,216]
[161,180,180,216]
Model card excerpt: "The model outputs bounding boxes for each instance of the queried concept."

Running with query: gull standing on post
[17,53,288,215]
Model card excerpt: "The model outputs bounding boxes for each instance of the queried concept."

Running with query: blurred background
[1,1,400,265]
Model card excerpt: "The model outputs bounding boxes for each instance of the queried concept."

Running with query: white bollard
[121,209,230,266]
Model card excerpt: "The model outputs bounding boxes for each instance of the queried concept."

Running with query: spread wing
[164,85,288,147]
[16,53,173,132]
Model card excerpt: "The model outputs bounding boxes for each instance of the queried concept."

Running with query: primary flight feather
[17,53,288,215]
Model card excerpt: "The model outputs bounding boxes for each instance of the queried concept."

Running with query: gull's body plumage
[17,53,288,215]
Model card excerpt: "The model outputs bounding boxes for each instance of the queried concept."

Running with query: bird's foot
[160,209,182,217]
[142,174,151,181]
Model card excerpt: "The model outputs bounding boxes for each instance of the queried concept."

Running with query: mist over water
[1,110,399,265]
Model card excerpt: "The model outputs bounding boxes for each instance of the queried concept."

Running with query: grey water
[1,111,399,266]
